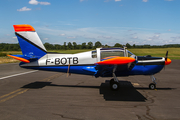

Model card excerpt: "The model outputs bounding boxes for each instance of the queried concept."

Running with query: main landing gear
[110,65,120,91]
[149,75,157,90]
[110,78,120,91]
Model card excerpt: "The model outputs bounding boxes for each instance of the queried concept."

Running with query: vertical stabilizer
[13,24,47,59]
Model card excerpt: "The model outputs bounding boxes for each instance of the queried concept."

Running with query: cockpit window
[128,51,136,58]
[101,51,124,59]
[128,51,133,57]
[92,51,97,58]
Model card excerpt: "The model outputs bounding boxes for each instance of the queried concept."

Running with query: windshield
[101,50,124,59]
[127,50,136,58]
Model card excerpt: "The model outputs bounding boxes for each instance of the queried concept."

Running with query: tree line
[0,41,180,51]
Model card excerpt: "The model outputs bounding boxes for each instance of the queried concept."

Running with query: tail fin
[13,24,47,59]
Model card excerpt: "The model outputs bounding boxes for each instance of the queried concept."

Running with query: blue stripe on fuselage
[129,64,164,75]
[21,65,97,76]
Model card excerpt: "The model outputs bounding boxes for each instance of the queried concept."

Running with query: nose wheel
[149,83,156,90]
[149,75,157,90]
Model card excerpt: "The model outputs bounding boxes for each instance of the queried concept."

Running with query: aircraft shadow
[100,81,147,101]
[21,81,52,89]
[21,81,174,102]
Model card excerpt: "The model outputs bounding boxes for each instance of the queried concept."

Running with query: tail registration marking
[46,57,79,65]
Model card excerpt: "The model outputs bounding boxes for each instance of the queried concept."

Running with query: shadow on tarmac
[100,80,147,101]
[21,81,174,102]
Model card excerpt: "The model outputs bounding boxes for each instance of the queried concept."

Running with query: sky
[0,0,180,46]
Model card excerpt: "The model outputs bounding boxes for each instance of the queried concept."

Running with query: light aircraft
[8,24,172,90]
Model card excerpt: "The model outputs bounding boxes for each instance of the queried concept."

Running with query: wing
[95,56,135,65]
[94,56,136,77]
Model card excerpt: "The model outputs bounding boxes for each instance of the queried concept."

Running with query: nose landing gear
[149,75,157,90]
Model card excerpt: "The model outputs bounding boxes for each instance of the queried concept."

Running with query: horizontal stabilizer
[7,55,30,63]
[95,56,136,65]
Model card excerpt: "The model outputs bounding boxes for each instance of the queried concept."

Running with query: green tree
[63,42,67,50]
[76,44,81,49]
[126,43,131,48]
[67,42,73,49]
[73,42,77,49]
[114,43,123,48]
[44,43,54,50]
[133,44,136,48]
[13,44,20,51]
[87,42,93,49]
[54,44,61,50]
[81,42,86,49]
[95,41,102,48]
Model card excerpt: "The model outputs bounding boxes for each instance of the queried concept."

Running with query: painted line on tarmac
[0,89,22,99]
[0,70,38,80]
[0,88,29,103]
[0,73,64,103]
[132,83,140,86]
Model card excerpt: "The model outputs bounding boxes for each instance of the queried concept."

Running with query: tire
[149,83,156,90]
[110,81,119,91]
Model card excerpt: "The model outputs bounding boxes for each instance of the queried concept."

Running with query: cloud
[132,36,138,39]
[104,0,111,2]
[43,38,49,40]
[29,0,50,5]
[39,2,51,5]
[165,0,173,1]
[146,34,161,41]
[17,7,32,11]
[12,37,17,39]
[142,0,148,2]
[60,34,66,36]
[29,0,38,5]
[67,36,76,39]
[98,36,112,39]
[115,0,121,1]
[36,26,180,46]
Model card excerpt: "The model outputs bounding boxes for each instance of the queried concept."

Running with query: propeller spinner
[165,51,171,65]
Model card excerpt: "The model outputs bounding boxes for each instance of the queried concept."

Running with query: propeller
[164,51,172,69]
[164,51,168,70]
[165,51,168,61]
